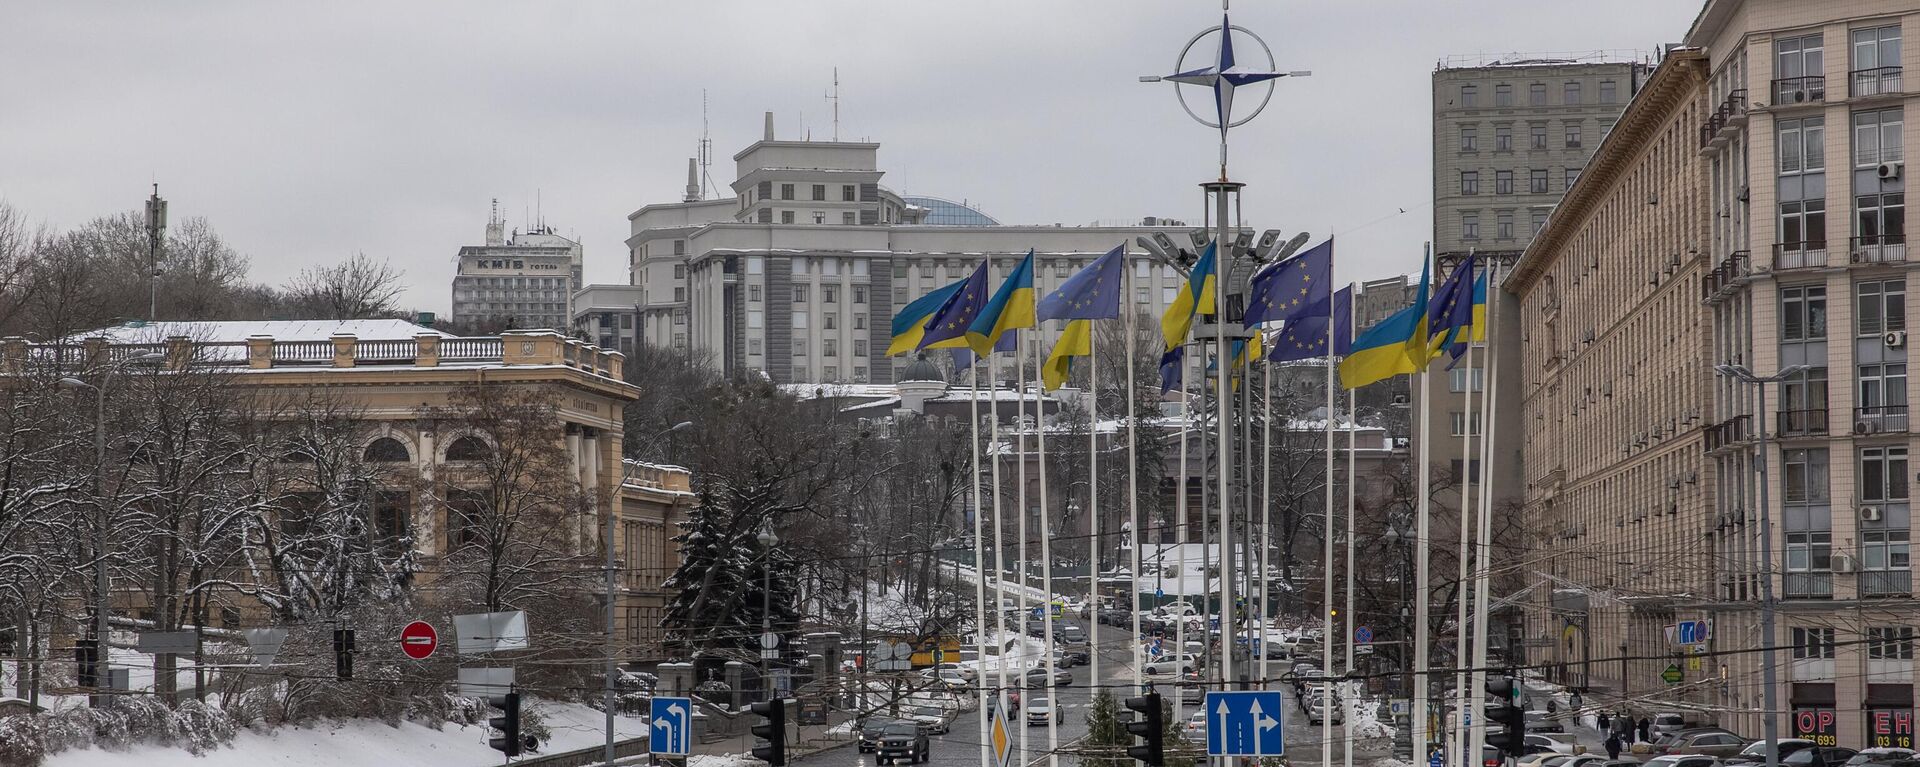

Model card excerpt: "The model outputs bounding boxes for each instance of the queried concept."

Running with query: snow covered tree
[661,482,803,658]
[1079,689,1130,767]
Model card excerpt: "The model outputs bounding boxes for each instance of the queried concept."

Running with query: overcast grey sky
[2,1,1700,313]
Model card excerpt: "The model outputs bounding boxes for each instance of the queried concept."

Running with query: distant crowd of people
[1599,712,1655,760]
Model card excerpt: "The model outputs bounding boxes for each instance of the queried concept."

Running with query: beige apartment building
[1515,0,1920,749]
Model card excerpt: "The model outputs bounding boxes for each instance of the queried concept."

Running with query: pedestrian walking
[1547,700,1558,714]
[1605,733,1624,760]
[1598,710,1612,732]
[1637,716,1651,743]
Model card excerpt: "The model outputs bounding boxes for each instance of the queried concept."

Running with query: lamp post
[1714,362,1808,767]
[605,420,694,764]
[59,352,163,709]
[758,523,780,697]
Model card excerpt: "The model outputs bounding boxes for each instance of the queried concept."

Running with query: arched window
[363,437,410,463]
[445,436,491,462]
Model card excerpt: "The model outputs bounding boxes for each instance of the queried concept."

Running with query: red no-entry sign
[400,620,438,660]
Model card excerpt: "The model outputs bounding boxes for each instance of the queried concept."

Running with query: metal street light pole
[758,524,780,698]
[1714,362,1807,767]
[605,420,694,764]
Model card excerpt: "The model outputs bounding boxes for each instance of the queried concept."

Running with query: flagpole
[1451,308,1476,767]
[1173,368,1190,727]
[1468,264,1503,762]
[1412,244,1434,763]
[1343,284,1360,767]
[989,351,1011,724]
[1087,321,1102,694]
[1322,311,1336,767]
[1032,329,1060,767]
[1259,351,1273,692]
[1126,261,1144,694]
[968,360,992,767]
[1239,338,1256,682]
[1016,329,1031,767]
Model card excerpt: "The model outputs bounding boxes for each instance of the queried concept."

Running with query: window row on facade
[1458,79,1623,109]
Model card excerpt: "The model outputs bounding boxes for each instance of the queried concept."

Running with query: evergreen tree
[661,478,803,657]
[1080,690,1129,767]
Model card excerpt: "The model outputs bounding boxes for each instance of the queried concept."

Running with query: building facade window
[780,183,794,200]
[842,184,857,201]
[1565,124,1582,148]
[822,285,838,304]
[1852,27,1903,97]
[1449,410,1482,436]
[1868,627,1917,659]
[1530,123,1548,150]
[1529,83,1547,106]
[1783,448,1831,504]
[1449,367,1484,392]
[1461,125,1477,151]
[1529,169,1550,193]
[1780,366,1829,434]
[791,284,810,303]
[1461,84,1477,107]
[748,285,763,302]
[1599,80,1618,103]
[1563,81,1582,105]
[1461,171,1479,195]
[1494,84,1513,106]
[812,184,826,200]
[1861,446,1910,502]
[1566,167,1583,187]
[1858,368,1909,430]
[1495,125,1512,152]
[1791,627,1837,659]
[1858,279,1907,336]
[1495,170,1513,195]
[1496,211,1514,240]
[1776,34,1826,102]
[781,210,795,224]
[823,339,837,357]
[1531,210,1548,235]
[1782,284,1828,340]
[1462,213,1480,240]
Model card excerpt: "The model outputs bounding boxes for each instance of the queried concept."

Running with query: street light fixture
[58,351,164,708]
[1713,362,1808,767]
[758,523,780,697]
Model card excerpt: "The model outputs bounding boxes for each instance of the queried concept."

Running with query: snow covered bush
[170,700,236,755]
[0,714,45,767]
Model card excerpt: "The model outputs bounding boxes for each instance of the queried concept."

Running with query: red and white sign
[400,621,438,660]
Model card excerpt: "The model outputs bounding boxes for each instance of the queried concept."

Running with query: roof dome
[901,196,1000,226]
[898,354,946,383]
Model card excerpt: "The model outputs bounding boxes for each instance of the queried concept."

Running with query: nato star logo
[1162,14,1291,142]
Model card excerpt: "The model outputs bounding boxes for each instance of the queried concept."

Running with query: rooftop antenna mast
[698,89,715,199]
[827,66,840,141]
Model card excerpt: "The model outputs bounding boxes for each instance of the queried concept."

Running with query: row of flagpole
[898,236,1493,767]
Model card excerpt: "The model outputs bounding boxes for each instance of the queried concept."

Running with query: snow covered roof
[69,319,450,345]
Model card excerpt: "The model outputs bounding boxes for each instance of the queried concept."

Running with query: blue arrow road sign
[1204,691,1287,757]
[1156,588,1165,598]
[1355,626,1374,644]
[650,696,692,755]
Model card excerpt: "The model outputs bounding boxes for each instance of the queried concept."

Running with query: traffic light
[488,691,534,757]
[75,639,98,688]
[750,697,788,766]
[332,628,355,680]
[1484,675,1527,759]
[1124,691,1166,766]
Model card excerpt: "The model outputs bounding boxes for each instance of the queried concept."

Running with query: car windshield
[883,723,918,735]
[1031,698,1050,708]
[915,707,941,717]
[1657,715,1686,725]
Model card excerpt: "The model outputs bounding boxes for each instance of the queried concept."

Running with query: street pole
[1717,363,1802,767]
[91,384,106,708]
[1206,179,1240,701]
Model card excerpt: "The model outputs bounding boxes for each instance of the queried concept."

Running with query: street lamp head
[669,421,694,433]
[1777,364,1811,379]
[1383,528,1402,545]
[57,377,90,389]
[757,526,778,547]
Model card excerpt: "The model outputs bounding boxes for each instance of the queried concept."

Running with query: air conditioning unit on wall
[1862,506,1885,522]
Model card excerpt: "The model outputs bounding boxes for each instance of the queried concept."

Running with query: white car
[1157,601,1201,617]
[1183,711,1208,743]
[935,670,971,690]
[932,663,977,681]
[1143,653,1200,676]
[1306,692,1343,725]
[1025,697,1060,726]
[1526,733,1579,755]
[908,705,951,735]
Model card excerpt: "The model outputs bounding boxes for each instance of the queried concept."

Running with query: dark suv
[859,716,905,753]
[877,721,931,764]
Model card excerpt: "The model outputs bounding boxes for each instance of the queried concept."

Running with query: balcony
[1773,75,1827,105]
[1777,408,1830,437]
[1851,66,1904,98]
[1702,250,1752,302]
[1697,89,1748,150]
[1860,569,1913,598]
[1784,572,1834,599]
[1850,234,1909,265]
[1774,241,1829,270]
[1853,405,1910,434]
[1704,413,1752,452]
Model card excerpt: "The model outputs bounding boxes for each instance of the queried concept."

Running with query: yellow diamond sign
[989,701,1013,767]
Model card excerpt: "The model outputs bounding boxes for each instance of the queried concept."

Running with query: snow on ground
[43,701,648,767]
[688,755,759,767]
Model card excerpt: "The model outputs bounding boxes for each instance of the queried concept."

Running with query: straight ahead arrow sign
[1216,698,1234,753]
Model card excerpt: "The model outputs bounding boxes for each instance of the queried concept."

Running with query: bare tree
[283,252,405,320]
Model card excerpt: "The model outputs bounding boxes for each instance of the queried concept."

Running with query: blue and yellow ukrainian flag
[1160,241,1218,352]
[1338,255,1431,389]
[887,280,965,356]
[1041,319,1093,391]
[1438,269,1490,362]
[966,250,1037,356]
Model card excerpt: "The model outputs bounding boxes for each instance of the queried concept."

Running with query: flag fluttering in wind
[1441,269,1490,362]
[965,251,1037,356]
[1159,241,1217,352]
[1042,319,1093,391]
[917,259,992,352]
[1268,286,1353,363]
[1038,245,1124,321]
[1424,255,1477,362]
[1243,239,1332,328]
[1338,256,1431,389]
[888,280,965,356]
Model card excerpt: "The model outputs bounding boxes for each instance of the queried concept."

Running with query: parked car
[1183,711,1209,743]
[1644,754,1724,767]
[931,663,977,681]
[1176,676,1206,705]
[1664,731,1751,758]
[1551,756,1610,767]
[1845,749,1918,767]
[1650,712,1700,740]
[1527,733,1580,755]
[1143,654,1200,676]
[936,670,971,691]
[1062,646,1091,666]
[1482,746,1507,767]
[1026,696,1061,725]
[1306,692,1344,725]
[1783,748,1860,767]
[1023,667,1072,687]
[1727,739,1817,765]
[1526,710,1567,733]
[859,717,907,753]
[908,705,951,735]
[1638,728,1740,755]
[876,721,931,764]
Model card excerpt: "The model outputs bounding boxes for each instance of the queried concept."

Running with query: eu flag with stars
[1269,285,1353,362]
[917,258,993,351]
[1243,238,1333,328]
[1037,244,1125,321]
